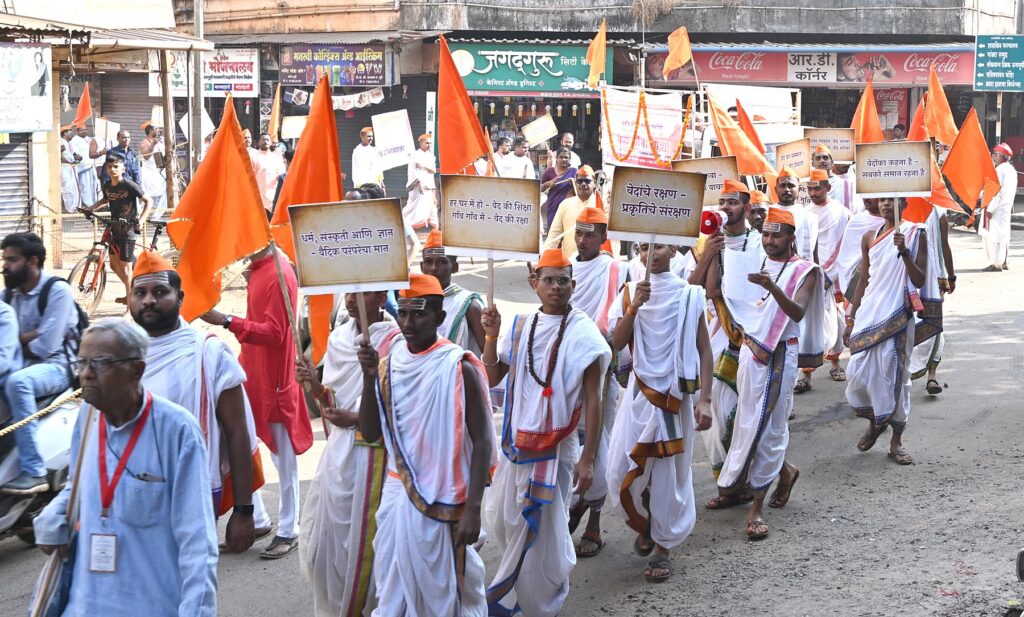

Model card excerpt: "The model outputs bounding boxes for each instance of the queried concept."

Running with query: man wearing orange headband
[747,190,770,232]
[419,229,485,354]
[606,240,713,582]
[715,206,824,541]
[404,133,438,229]
[773,167,819,261]
[480,249,610,616]
[543,165,605,259]
[844,197,928,467]
[812,143,856,210]
[351,127,384,190]
[357,273,495,614]
[564,206,628,559]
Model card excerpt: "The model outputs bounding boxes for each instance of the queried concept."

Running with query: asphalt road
[1,227,1022,616]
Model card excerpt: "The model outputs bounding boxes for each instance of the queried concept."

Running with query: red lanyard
[98,392,153,517]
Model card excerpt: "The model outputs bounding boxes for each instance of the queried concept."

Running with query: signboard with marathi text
[288,199,410,293]
[608,167,705,246]
[371,109,414,171]
[804,128,855,164]
[521,113,559,147]
[854,141,932,198]
[439,175,541,260]
[148,48,260,98]
[974,35,1024,92]
[279,45,388,87]
[672,156,739,207]
[447,43,612,97]
[775,138,811,179]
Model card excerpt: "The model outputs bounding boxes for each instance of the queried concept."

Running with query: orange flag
[267,84,282,141]
[269,75,343,364]
[850,81,884,144]
[907,97,927,141]
[707,93,772,175]
[925,65,958,146]
[438,35,493,175]
[586,18,608,88]
[734,99,765,154]
[904,160,959,223]
[72,83,92,128]
[662,26,693,80]
[168,96,271,321]
[941,108,1000,211]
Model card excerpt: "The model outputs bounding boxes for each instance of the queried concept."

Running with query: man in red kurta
[201,246,312,559]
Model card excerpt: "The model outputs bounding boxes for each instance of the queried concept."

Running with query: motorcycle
[0,391,80,545]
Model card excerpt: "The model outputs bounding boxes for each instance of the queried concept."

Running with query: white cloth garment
[774,202,819,262]
[807,198,851,286]
[628,251,693,282]
[495,151,534,179]
[441,283,484,356]
[270,421,301,539]
[980,160,1017,266]
[140,139,167,209]
[837,210,885,298]
[605,274,705,549]
[351,143,384,187]
[405,148,438,228]
[71,135,99,204]
[251,149,286,212]
[60,141,81,211]
[909,206,947,380]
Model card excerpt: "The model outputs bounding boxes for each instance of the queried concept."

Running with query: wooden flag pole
[267,239,311,392]
[488,258,496,308]
[355,292,371,342]
[643,234,656,282]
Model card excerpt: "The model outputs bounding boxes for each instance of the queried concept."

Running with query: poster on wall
[279,45,388,87]
[149,48,260,98]
[600,88,685,170]
[0,44,53,132]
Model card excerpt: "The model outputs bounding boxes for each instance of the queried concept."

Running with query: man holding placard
[715,207,824,541]
[419,230,486,355]
[606,241,713,582]
[405,134,439,230]
[480,249,610,616]
[844,197,928,466]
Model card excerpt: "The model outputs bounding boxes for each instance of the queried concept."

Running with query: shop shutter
[0,135,32,236]
[100,73,166,145]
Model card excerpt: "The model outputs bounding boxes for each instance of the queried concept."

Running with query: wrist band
[626,306,637,317]
[485,335,498,342]
[481,356,500,367]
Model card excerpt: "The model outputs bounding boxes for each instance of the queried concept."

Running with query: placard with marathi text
[775,138,811,179]
[804,128,855,164]
[854,141,932,198]
[608,166,705,246]
[672,156,739,207]
[439,175,541,260]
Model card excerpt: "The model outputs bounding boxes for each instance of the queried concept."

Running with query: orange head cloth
[534,248,572,271]
[398,274,445,307]
[422,229,446,256]
[805,168,831,187]
[131,250,175,285]
[140,120,152,131]
[763,207,796,232]
[60,124,73,133]
[777,166,799,179]
[721,178,750,197]
[418,133,432,143]
[360,127,373,135]
[813,143,832,157]
[577,165,595,179]
[576,206,608,232]
[749,190,770,206]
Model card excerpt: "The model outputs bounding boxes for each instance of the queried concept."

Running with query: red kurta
[228,251,313,455]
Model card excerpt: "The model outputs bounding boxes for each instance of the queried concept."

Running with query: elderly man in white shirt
[351,127,385,190]
[981,142,1018,271]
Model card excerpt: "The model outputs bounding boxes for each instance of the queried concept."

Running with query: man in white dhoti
[128,251,270,554]
[981,142,1016,271]
[252,133,287,216]
[910,205,955,396]
[71,125,100,205]
[837,198,885,301]
[357,274,495,616]
[774,167,818,261]
[795,169,851,393]
[565,206,628,559]
[845,197,928,466]
[296,291,401,617]
[480,249,610,616]
[59,126,81,212]
[419,229,486,355]
[606,241,713,582]
[351,127,385,189]
[405,133,439,230]
[139,123,167,215]
[715,207,825,540]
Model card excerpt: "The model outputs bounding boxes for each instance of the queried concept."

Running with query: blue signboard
[975,35,1024,92]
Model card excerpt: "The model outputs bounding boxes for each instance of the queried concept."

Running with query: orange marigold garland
[603,89,692,166]
[601,88,641,162]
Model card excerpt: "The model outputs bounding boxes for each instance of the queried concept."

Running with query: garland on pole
[602,88,692,166]
[601,88,642,162]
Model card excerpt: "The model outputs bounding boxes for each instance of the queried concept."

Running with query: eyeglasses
[74,357,140,373]
[539,276,571,287]
[576,179,593,185]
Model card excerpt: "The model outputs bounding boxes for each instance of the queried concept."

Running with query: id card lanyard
[98,392,153,520]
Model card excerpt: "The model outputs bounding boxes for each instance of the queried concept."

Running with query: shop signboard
[974,35,1024,92]
[0,44,53,132]
[447,43,613,97]
[279,45,388,87]
[149,48,259,98]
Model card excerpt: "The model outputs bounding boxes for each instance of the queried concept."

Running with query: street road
[1,227,1022,616]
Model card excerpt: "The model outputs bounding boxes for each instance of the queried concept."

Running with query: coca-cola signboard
[648,49,974,85]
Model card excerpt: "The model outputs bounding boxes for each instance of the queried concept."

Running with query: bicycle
[68,211,175,316]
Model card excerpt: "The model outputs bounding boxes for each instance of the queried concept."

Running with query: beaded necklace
[758,256,791,302]
[526,305,572,398]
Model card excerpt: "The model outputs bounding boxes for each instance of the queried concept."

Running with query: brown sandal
[768,467,799,509]
[857,424,888,452]
[746,518,769,541]
[888,448,913,465]
[575,530,604,558]
[706,492,754,510]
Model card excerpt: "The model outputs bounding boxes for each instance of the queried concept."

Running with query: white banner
[600,88,684,170]
[149,48,260,98]
[0,44,53,132]
[371,109,414,171]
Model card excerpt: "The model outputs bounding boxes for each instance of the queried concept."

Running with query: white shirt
[496,152,535,179]
[351,143,383,187]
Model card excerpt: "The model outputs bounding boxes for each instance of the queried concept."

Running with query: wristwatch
[233,504,254,516]
[222,315,233,329]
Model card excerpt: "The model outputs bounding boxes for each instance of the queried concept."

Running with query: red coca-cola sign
[708,52,766,72]
[903,52,960,74]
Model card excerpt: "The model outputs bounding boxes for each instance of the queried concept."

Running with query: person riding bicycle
[81,153,152,304]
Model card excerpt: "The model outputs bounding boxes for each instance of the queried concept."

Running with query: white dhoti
[77,167,99,205]
[846,320,915,432]
[574,377,619,511]
[910,332,944,380]
[373,477,487,617]
[705,344,739,480]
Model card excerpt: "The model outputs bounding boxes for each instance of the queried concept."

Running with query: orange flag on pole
[707,93,772,175]
[907,97,928,141]
[663,26,693,80]
[734,99,765,154]
[72,83,92,128]
[267,84,282,141]
[168,95,272,321]
[925,65,958,146]
[269,75,343,364]
[903,159,960,223]
[438,34,493,175]
[850,81,885,144]
[942,108,1000,211]
[586,18,608,88]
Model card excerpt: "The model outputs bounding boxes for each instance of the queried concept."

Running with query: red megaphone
[701,210,726,235]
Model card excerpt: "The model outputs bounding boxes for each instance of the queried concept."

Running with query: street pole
[159,50,178,213]
[191,0,204,175]
[996,91,1004,144]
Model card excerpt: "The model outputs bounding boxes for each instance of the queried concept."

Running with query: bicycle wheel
[67,255,107,316]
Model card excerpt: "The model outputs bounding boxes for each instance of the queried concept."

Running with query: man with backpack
[0,232,82,495]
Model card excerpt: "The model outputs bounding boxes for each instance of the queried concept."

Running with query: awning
[642,41,973,54]
[0,13,213,51]
[207,30,438,46]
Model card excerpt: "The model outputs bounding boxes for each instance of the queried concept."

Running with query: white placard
[371,109,414,171]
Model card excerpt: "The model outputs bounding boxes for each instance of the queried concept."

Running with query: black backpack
[3,277,90,386]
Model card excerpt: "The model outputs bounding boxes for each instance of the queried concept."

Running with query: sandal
[568,501,589,534]
[793,379,812,394]
[746,518,769,541]
[768,467,799,509]
[575,530,605,558]
[259,535,298,560]
[706,492,753,510]
[926,379,942,395]
[888,448,914,465]
[644,557,672,583]
[829,367,847,382]
[219,525,273,551]
[857,424,888,452]
[633,532,655,557]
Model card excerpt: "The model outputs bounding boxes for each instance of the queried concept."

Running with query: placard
[804,128,855,163]
[150,105,165,128]
[177,109,215,144]
[439,175,541,260]
[288,199,410,293]
[371,109,414,171]
[280,116,308,140]
[521,113,559,147]
[671,156,739,207]
[608,167,705,246]
[775,138,811,179]
[93,117,120,143]
[854,141,932,198]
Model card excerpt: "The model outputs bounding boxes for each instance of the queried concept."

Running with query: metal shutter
[0,135,32,236]
[99,73,165,143]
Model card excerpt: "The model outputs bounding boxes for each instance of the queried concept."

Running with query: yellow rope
[0,389,82,438]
